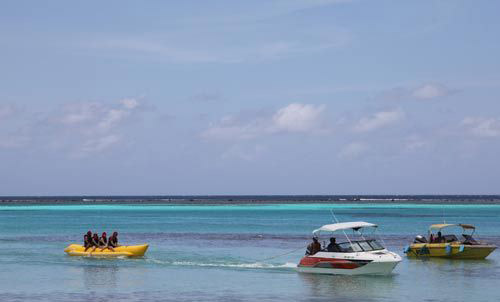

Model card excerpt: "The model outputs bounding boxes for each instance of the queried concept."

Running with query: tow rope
[255,244,308,262]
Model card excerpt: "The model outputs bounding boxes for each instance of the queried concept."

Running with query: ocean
[1,196,499,302]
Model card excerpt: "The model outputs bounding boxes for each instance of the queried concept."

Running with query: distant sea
[2,194,500,204]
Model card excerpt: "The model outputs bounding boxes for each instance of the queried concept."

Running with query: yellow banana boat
[64,244,149,257]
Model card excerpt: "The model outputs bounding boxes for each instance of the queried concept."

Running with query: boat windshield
[336,240,385,253]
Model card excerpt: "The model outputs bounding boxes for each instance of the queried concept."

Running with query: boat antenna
[330,209,354,248]
[330,209,340,223]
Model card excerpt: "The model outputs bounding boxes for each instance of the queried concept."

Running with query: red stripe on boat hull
[298,257,370,269]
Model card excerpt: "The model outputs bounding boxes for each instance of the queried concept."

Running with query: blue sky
[1,0,499,195]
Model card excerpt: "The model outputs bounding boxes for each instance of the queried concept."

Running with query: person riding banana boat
[405,223,497,259]
[65,230,148,257]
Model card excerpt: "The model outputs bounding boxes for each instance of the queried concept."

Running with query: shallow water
[1,203,499,302]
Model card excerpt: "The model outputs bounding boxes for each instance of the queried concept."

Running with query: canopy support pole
[330,209,354,250]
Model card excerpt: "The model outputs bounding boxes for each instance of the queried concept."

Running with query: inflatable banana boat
[64,244,149,257]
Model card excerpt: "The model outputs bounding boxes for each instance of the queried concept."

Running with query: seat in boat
[442,234,458,243]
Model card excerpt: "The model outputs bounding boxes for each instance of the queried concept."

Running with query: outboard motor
[413,235,427,243]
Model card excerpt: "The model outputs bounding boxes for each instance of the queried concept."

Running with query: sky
[1,0,500,195]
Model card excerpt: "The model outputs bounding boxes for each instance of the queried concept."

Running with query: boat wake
[147,258,297,270]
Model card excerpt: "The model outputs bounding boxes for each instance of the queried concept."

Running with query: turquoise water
[1,203,499,301]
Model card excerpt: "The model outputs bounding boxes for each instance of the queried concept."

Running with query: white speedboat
[297,221,401,275]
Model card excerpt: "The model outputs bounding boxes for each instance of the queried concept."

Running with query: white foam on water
[146,258,167,265]
[281,262,298,268]
[146,258,296,269]
[172,261,297,269]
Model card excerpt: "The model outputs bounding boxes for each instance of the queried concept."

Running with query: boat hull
[64,244,149,257]
[297,251,401,275]
[406,243,496,259]
[297,260,399,275]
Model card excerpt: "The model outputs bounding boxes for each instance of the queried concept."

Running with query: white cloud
[353,110,404,132]
[121,98,139,109]
[272,103,326,133]
[380,83,452,101]
[201,103,328,141]
[60,99,139,133]
[462,117,500,137]
[412,83,451,100]
[338,142,369,159]
[75,134,122,157]
[0,99,144,155]
[201,114,269,140]
[98,108,131,131]
[60,102,103,125]
[55,98,142,156]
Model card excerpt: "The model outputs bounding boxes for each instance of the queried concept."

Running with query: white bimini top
[313,221,377,235]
